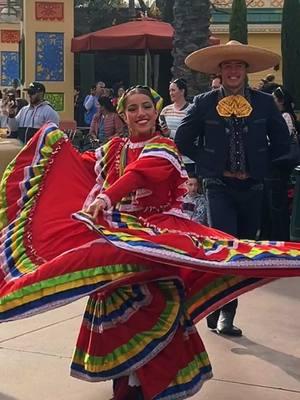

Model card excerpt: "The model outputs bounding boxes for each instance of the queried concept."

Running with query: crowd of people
[0,81,60,143]
[1,40,300,400]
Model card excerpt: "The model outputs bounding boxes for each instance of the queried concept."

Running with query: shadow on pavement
[0,394,19,400]
[227,336,300,383]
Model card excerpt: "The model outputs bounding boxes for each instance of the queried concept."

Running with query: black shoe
[217,325,242,337]
[206,313,219,330]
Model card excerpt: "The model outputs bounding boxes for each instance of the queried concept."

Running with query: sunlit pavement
[1,278,300,400]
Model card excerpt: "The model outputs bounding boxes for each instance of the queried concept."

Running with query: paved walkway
[1,278,300,400]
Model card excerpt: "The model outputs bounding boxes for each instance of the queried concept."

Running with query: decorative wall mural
[0,51,20,86]
[36,32,64,81]
[0,30,20,43]
[44,92,64,111]
[35,2,64,21]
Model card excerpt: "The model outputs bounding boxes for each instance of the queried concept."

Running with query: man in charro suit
[175,41,290,336]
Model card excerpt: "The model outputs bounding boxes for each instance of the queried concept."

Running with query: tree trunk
[172,0,211,98]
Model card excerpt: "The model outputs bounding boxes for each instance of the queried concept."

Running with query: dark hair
[187,173,204,193]
[261,81,279,94]
[273,86,297,120]
[187,171,198,180]
[98,96,116,112]
[123,85,156,104]
[171,78,188,98]
[265,74,275,83]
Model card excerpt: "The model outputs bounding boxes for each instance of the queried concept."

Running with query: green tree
[282,0,300,109]
[229,0,248,44]
[74,0,129,90]
[172,0,211,97]
[74,0,126,34]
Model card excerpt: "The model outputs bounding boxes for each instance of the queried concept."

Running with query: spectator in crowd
[6,89,28,113]
[182,173,208,225]
[7,81,59,144]
[175,40,290,337]
[83,81,106,126]
[273,86,298,135]
[160,78,195,173]
[12,78,21,98]
[259,73,279,94]
[74,86,86,127]
[260,86,299,241]
[211,75,222,90]
[89,96,125,143]
[0,100,8,129]
[112,79,125,96]
[112,86,126,107]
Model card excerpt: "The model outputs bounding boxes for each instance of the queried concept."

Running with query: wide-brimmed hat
[185,40,281,74]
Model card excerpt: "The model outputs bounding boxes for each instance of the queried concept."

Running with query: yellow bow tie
[216,95,253,118]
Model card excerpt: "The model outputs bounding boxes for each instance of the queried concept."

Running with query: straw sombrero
[185,40,281,74]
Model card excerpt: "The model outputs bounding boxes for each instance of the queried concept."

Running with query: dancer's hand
[83,198,106,220]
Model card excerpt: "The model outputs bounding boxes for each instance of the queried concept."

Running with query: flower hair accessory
[117,85,163,115]
[216,95,253,118]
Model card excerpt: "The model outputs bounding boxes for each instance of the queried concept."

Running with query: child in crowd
[182,173,208,225]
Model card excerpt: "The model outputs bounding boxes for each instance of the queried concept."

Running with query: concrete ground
[1,278,300,400]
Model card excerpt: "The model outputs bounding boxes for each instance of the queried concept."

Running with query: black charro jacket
[175,88,290,179]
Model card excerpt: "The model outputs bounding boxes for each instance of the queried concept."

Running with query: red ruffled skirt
[1,124,300,399]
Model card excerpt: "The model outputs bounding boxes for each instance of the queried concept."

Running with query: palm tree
[282,0,300,109]
[172,0,211,97]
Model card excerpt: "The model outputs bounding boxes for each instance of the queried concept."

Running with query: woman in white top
[160,78,195,173]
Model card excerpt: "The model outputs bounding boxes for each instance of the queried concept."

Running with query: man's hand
[83,197,106,220]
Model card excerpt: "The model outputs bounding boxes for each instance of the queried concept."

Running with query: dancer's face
[123,93,158,136]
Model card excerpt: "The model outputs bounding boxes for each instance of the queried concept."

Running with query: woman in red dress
[1,86,300,400]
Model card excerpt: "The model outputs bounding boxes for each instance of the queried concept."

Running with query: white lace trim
[127,136,159,149]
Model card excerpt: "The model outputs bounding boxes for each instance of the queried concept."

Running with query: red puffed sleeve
[103,157,174,205]
[101,137,187,208]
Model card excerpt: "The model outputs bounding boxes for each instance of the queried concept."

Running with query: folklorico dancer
[1,82,300,400]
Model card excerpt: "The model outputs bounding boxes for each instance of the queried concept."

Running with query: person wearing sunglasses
[7,81,60,144]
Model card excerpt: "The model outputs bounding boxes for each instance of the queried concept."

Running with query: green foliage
[75,0,127,34]
[157,0,174,23]
[229,0,248,44]
[282,0,300,109]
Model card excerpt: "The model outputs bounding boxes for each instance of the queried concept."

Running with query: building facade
[0,0,74,121]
